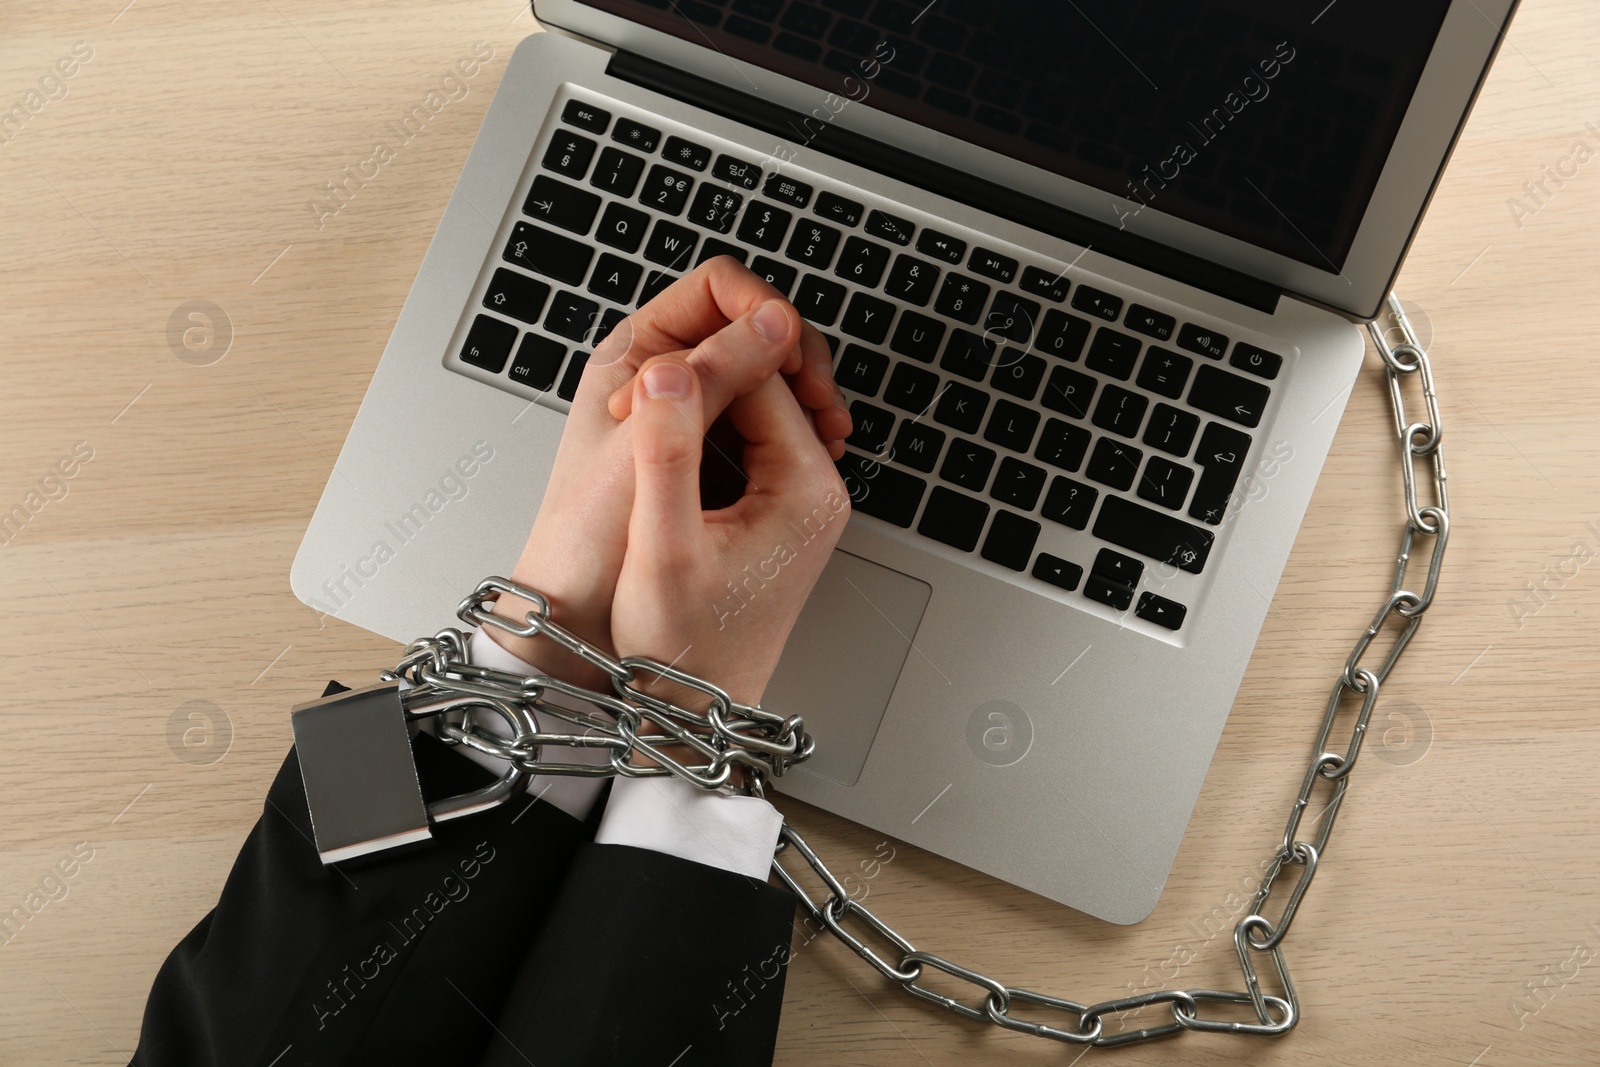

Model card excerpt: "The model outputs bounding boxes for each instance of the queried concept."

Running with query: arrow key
[1135,592,1187,630]
[1031,552,1082,591]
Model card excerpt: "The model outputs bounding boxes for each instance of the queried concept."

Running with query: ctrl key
[836,449,927,528]
[460,314,518,373]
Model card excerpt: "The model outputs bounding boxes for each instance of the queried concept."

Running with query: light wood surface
[2,1,1597,1063]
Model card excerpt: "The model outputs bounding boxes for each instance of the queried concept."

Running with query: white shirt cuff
[595,775,784,881]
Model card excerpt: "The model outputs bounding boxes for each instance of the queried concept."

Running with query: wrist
[485,585,613,692]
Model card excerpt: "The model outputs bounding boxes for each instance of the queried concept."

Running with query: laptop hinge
[606,50,1281,316]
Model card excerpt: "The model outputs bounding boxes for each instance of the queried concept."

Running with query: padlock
[290,680,537,865]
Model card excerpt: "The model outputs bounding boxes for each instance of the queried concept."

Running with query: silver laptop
[292,0,1516,923]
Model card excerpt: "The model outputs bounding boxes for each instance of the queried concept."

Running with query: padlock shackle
[401,688,537,825]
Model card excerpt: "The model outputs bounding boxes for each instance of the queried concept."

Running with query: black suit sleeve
[473,842,798,1067]
[130,683,591,1067]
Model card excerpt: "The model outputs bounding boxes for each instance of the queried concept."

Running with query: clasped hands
[484,257,854,720]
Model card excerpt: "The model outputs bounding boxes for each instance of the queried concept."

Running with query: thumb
[629,356,705,554]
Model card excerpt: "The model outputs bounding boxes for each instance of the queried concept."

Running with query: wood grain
[0,1,1595,1063]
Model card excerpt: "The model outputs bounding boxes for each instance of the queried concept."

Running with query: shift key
[1093,495,1215,573]
[836,450,927,528]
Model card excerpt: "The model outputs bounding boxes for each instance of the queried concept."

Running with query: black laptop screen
[577,0,1453,271]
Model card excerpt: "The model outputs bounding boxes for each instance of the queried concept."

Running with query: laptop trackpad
[763,549,931,787]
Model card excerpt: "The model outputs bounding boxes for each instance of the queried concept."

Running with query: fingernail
[643,362,692,399]
[752,300,790,343]
[833,380,847,407]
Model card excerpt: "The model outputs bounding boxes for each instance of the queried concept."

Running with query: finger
[625,256,789,359]
[789,323,842,413]
[628,356,706,554]
[608,297,802,425]
[723,373,844,514]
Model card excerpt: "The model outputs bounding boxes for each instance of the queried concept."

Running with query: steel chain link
[383,292,1446,1046]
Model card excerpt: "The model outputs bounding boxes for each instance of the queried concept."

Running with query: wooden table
[2,2,1596,1063]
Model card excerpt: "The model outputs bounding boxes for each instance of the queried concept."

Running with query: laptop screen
[578,0,1453,273]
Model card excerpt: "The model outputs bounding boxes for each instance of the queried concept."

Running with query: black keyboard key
[737,201,793,252]
[983,399,1039,453]
[892,420,945,472]
[836,449,927,527]
[1091,384,1148,437]
[1019,266,1069,302]
[885,255,940,305]
[589,147,646,198]
[1231,342,1283,380]
[749,255,797,296]
[1041,476,1096,530]
[644,220,699,271]
[786,220,842,268]
[835,236,891,288]
[1035,309,1091,361]
[981,510,1040,571]
[1143,403,1200,457]
[1032,553,1082,591]
[968,247,1017,284]
[990,456,1046,510]
[1085,547,1140,610]
[985,292,1040,344]
[1189,365,1270,428]
[1034,418,1090,472]
[934,382,989,433]
[935,273,989,324]
[1138,455,1194,510]
[695,238,749,266]
[1042,365,1096,420]
[794,274,847,325]
[561,100,610,133]
[712,153,762,189]
[460,314,518,373]
[663,135,712,171]
[917,228,965,264]
[484,268,550,324]
[642,165,694,214]
[1085,328,1141,380]
[686,186,743,233]
[890,311,945,362]
[1188,422,1253,525]
[815,191,864,226]
[1136,592,1186,630]
[883,361,940,414]
[1086,438,1142,491]
[1071,284,1122,322]
[918,486,990,552]
[612,117,660,152]
[556,350,589,401]
[940,329,995,381]
[542,131,597,178]
[1095,495,1214,573]
[592,307,626,345]
[763,173,812,207]
[595,201,649,253]
[544,290,601,343]
[1136,347,1193,400]
[865,209,914,245]
[524,175,601,234]
[991,349,1045,401]
[837,344,889,396]
[504,222,593,286]
[587,254,642,304]
[508,333,567,390]
[940,437,995,491]
[1125,303,1175,342]
[638,270,677,306]
[1177,323,1228,360]
[846,400,895,453]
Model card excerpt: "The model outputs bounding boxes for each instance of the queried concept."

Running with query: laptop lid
[534,0,1516,320]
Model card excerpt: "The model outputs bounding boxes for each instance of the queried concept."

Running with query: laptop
[292,0,1516,923]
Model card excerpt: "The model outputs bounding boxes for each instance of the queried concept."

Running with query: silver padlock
[290,680,537,865]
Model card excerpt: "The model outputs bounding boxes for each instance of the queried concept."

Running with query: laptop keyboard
[449,95,1289,637]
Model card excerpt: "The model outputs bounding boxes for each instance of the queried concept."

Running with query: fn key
[836,450,927,527]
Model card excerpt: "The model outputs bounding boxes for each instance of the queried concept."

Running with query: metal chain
[770,292,1449,1045]
[386,292,1447,1046]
